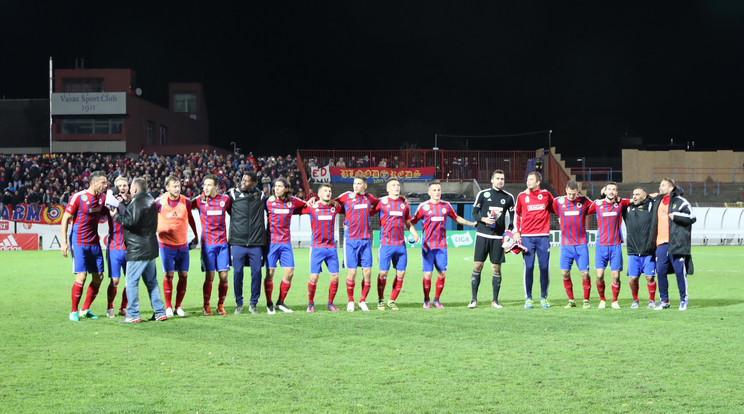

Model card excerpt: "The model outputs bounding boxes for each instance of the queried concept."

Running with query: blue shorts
[310,247,340,274]
[106,249,127,279]
[627,254,655,277]
[267,243,295,269]
[71,243,105,274]
[595,244,623,272]
[379,245,407,272]
[559,244,589,272]
[201,244,230,272]
[160,246,190,273]
[344,238,373,269]
[422,248,448,272]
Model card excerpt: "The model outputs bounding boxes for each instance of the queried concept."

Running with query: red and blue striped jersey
[411,200,458,250]
[65,190,107,246]
[266,196,306,244]
[375,196,411,246]
[302,202,338,248]
[107,218,126,250]
[588,198,631,246]
[335,191,378,240]
[551,195,590,246]
[193,194,231,246]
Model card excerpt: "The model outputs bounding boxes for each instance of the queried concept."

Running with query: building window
[160,125,167,145]
[60,117,124,134]
[173,92,197,114]
[62,78,104,93]
[146,121,154,145]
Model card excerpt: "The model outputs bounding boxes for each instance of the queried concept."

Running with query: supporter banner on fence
[0,234,38,251]
[0,220,12,233]
[330,167,435,184]
[373,230,475,248]
[310,166,331,183]
[0,204,66,225]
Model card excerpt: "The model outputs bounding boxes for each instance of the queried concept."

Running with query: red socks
[647,281,657,302]
[630,278,640,301]
[328,280,339,303]
[81,282,100,310]
[203,279,213,306]
[377,274,387,300]
[308,281,317,302]
[596,281,606,301]
[390,277,404,301]
[582,278,591,300]
[563,278,574,300]
[175,277,187,308]
[71,282,84,312]
[120,288,128,310]
[611,282,620,302]
[163,275,174,308]
[423,277,432,300]
[218,281,228,305]
[278,279,291,302]
[264,279,274,304]
[360,281,371,302]
[434,276,445,300]
[107,283,118,309]
[346,279,355,302]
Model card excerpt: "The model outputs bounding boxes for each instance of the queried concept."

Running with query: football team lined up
[62,168,695,322]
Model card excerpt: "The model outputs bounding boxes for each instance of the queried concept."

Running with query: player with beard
[469,169,515,309]
[61,171,110,321]
[157,175,198,317]
[264,178,306,314]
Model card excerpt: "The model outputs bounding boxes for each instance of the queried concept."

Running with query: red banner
[0,234,38,251]
[330,167,435,183]
[0,204,65,225]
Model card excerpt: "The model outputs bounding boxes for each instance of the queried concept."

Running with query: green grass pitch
[1,246,744,413]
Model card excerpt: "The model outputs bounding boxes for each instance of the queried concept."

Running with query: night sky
[3,1,744,158]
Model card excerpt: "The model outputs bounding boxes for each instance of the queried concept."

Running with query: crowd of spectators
[0,150,304,208]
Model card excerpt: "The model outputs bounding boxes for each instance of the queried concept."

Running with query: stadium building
[0,66,210,154]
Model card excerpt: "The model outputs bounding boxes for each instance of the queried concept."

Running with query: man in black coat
[648,178,696,311]
[110,177,167,323]
[227,172,267,315]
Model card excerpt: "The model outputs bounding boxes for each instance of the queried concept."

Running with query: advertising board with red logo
[0,220,12,233]
[0,234,38,251]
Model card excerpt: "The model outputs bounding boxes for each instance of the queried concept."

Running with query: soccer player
[191,174,232,316]
[513,171,554,309]
[264,178,306,314]
[105,176,130,318]
[411,182,477,309]
[622,187,657,309]
[61,171,110,321]
[587,182,630,309]
[302,183,342,312]
[650,178,695,311]
[469,169,515,309]
[335,175,379,312]
[228,172,267,315]
[373,178,419,311]
[157,175,198,317]
[552,180,592,309]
